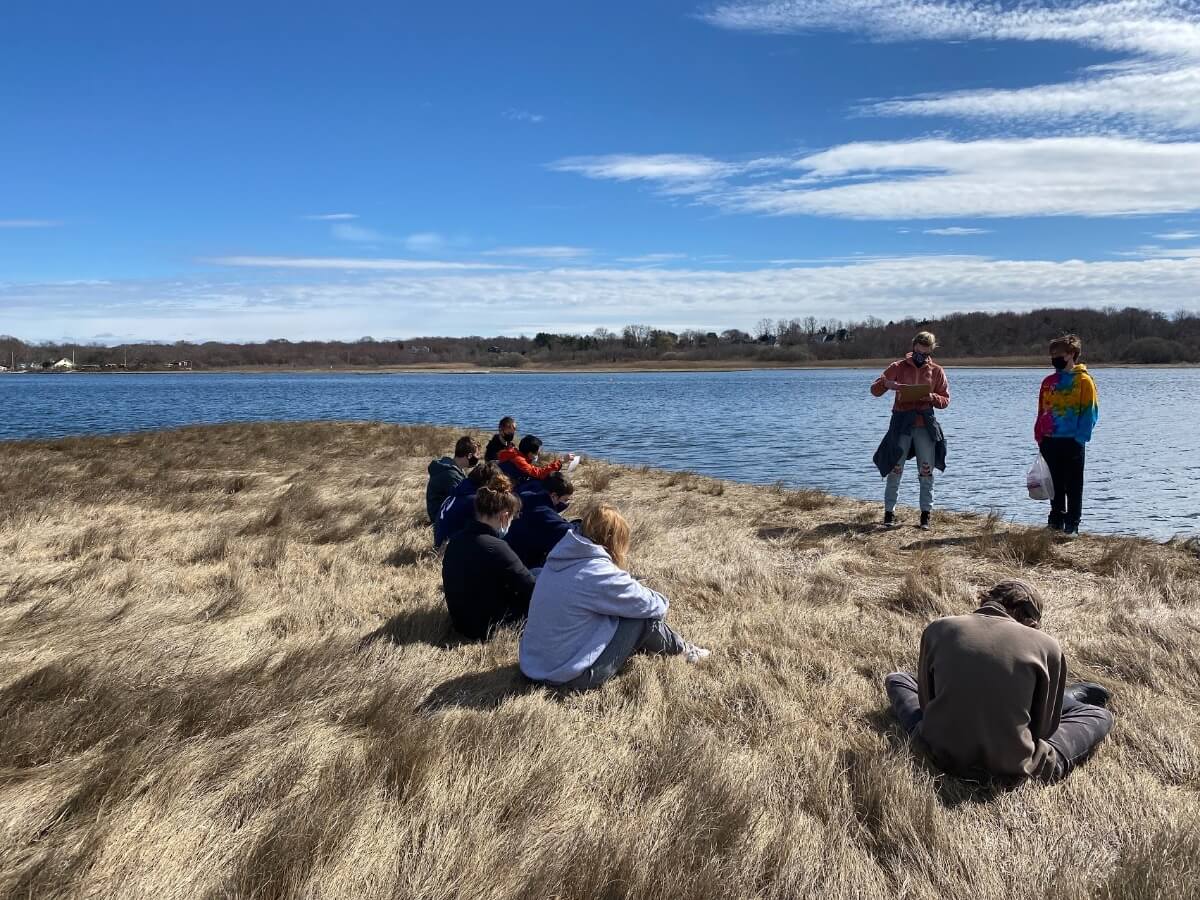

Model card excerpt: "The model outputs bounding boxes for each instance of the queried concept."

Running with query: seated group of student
[426,417,710,696]
[424,417,1114,784]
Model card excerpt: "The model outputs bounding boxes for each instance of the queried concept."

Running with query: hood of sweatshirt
[543,529,608,572]
[428,456,459,478]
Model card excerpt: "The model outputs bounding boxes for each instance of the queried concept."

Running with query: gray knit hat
[982,579,1044,622]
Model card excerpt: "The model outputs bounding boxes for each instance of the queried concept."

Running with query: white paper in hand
[566,456,581,473]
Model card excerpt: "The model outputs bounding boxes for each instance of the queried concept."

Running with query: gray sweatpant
[557,617,686,694]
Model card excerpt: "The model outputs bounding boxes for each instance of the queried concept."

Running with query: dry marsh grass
[1,421,1199,899]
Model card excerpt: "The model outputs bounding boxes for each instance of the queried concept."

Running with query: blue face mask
[496,520,511,538]
[912,351,928,367]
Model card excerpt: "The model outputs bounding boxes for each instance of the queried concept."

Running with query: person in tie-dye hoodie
[1035,334,1098,536]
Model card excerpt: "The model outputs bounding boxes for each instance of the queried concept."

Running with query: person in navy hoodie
[505,472,577,570]
[433,461,502,548]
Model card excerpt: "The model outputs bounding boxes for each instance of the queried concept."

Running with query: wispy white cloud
[553,138,1200,220]
[549,154,743,195]
[9,253,1200,341]
[616,253,689,263]
[925,226,991,236]
[704,1,1200,130]
[203,255,516,271]
[1153,230,1200,240]
[403,232,447,252]
[331,222,385,242]
[304,213,358,221]
[484,245,592,259]
[1116,243,1200,259]
[0,219,61,228]
[504,108,546,124]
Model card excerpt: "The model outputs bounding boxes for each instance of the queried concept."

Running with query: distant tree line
[3,306,1198,371]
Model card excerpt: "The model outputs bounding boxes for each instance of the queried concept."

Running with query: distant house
[0,364,7,372]
[52,358,76,370]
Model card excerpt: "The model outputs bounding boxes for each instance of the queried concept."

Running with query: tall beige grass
[1,422,1198,899]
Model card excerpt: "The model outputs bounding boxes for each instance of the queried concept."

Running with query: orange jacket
[871,354,950,412]
[498,446,562,480]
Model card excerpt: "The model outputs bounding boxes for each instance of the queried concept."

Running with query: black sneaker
[1065,682,1110,708]
[919,511,931,531]
[883,510,896,528]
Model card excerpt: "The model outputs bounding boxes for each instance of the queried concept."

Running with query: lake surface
[2,369,1196,539]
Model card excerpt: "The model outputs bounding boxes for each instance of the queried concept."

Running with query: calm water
[2,369,1197,539]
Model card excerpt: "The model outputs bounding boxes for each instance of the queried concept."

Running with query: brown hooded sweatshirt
[912,601,1066,781]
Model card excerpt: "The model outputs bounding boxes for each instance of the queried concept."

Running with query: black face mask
[1051,356,1068,371]
[502,432,515,443]
[467,454,479,468]
[912,351,928,367]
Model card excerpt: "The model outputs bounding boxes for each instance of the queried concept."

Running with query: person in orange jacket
[498,435,573,486]
[870,330,950,530]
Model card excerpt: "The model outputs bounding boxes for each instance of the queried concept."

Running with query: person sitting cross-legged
[425,435,480,528]
[441,475,535,641]
[433,461,501,549]
[519,504,709,694]
[885,579,1114,783]
[498,434,573,487]
[505,472,578,571]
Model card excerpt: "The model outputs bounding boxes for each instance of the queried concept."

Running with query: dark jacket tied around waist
[873,409,948,477]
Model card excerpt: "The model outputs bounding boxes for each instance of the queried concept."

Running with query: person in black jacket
[506,473,577,570]
[484,416,518,462]
[442,475,535,640]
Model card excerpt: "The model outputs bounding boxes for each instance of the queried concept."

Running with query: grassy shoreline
[2,422,1198,898]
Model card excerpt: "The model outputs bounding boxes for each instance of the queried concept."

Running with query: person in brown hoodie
[885,580,1113,782]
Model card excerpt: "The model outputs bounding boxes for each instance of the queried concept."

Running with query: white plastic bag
[566,455,581,474]
[1026,454,1055,501]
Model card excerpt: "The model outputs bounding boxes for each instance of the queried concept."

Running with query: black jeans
[1039,437,1086,529]
[558,617,685,694]
[884,672,1114,781]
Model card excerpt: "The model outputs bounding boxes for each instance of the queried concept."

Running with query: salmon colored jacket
[498,446,562,480]
[870,353,951,412]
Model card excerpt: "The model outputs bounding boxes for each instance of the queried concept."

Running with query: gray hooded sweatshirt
[519,530,668,684]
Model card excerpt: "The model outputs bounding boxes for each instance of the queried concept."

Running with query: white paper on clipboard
[566,456,581,473]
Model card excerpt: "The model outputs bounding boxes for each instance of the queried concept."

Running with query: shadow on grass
[418,664,538,712]
[860,705,1012,809]
[755,522,879,542]
[359,606,469,651]
[900,534,977,551]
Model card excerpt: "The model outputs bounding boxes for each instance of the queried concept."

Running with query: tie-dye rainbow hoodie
[1035,364,1099,444]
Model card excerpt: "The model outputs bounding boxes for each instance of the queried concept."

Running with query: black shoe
[919,511,931,531]
[1063,522,1080,538]
[1046,517,1064,532]
[883,510,896,528]
[1065,682,1110,708]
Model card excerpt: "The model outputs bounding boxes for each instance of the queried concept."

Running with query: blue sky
[3,0,1200,342]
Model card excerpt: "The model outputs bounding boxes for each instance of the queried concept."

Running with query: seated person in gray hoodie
[425,436,480,526]
[885,579,1113,783]
[519,504,709,693]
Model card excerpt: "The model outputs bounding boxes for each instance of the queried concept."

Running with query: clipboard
[898,383,932,402]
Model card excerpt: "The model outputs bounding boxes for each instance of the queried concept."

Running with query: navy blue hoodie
[504,484,577,570]
[434,478,479,547]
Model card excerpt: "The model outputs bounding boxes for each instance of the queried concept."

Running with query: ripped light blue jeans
[884,427,936,513]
